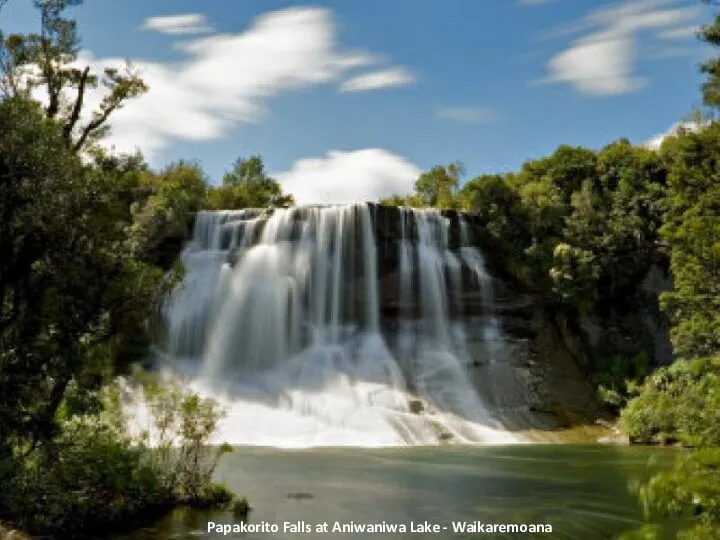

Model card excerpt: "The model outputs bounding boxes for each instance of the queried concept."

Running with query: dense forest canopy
[0,0,719,538]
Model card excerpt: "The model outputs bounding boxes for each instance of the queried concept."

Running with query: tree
[413,162,464,209]
[458,174,529,264]
[656,123,720,358]
[0,0,147,152]
[619,12,720,534]
[459,174,524,235]
[0,97,157,448]
[0,4,243,534]
[699,1,720,107]
[130,160,209,265]
[520,145,597,203]
[564,140,666,299]
[378,194,410,207]
[513,175,567,289]
[204,155,293,209]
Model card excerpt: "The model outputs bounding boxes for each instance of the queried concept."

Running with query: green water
[113,445,676,539]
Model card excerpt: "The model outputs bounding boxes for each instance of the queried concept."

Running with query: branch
[72,64,148,152]
[0,53,19,98]
[73,103,114,152]
[39,11,61,120]
[62,65,89,141]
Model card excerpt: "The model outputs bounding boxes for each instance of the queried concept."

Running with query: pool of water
[112,445,676,539]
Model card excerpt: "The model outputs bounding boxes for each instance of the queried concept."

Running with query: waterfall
[159,204,521,447]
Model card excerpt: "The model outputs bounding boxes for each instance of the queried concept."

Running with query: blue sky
[0,0,714,202]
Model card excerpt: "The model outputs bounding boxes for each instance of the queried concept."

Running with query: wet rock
[598,432,630,445]
[232,497,251,517]
[373,204,401,240]
[595,419,630,445]
[528,402,590,430]
[409,399,424,414]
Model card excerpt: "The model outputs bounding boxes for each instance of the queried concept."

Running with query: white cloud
[338,67,416,92]
[67,8,413,159]
[274,149,421,204]
[436,106,497,124]
[141,13,213,35]
[542,0,700,96]
[644,120,705,149]
[548,36,646,95]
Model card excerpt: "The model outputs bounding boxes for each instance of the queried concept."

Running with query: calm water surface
[112,445,676,540]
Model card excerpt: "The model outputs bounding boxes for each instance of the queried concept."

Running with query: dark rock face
[372,206,602,425]
[156,235,187,270]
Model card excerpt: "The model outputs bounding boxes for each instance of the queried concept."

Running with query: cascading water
[158,204,522,447]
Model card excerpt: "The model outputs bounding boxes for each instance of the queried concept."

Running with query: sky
[0,0,714,203]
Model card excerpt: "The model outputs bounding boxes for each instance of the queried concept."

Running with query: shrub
[620,355,720,446]
[0,372,238,538]
[620,449,720,540]
[592,352,649,414]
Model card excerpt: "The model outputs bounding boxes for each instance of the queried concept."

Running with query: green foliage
[378,194,405,206]
[620,449,720,540]
[129,160,208,266]
[0,1,148,151]
[454,141,665,308]
[384,141,662,314]
[616,13,720,532]
[381,162,464,209]
[413,162,464,209]
[4,415,163,535]
[0,376,235,538]
[620,355,720,447]
[657,122,720,358]
[0,96,149,446]
[699,4,720,109]
[548,242,599,304]
[520,145,597,203]
[568,141,666,298]
[0,0,159,461]
[378,193,425,207]
[204,155,294,210]
[134,371,234,504]
[592,352,649,414]
[458,174,527,240]
[0,5,244,532]
[620,55,720,536]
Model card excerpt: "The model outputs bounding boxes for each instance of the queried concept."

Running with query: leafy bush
[3,416,165,534]
[620,355,720,446]
[620,449,720,540]
[592,352,649,414]
[0,373,238,538]
[133,370,234,504]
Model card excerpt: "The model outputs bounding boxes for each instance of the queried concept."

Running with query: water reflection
[109,445,675,540]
